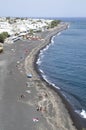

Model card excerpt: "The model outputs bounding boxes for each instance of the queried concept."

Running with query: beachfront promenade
[0,24,77,130]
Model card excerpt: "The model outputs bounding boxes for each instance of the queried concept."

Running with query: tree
[29,29,34,35]
[0,32,10,43]
[0,34,5,43]
[3,32,9,38]
[51,20,61,28]
[6,17,10,20]
[37,20,42,23]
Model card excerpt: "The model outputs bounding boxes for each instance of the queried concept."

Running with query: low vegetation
[50,20,61,28]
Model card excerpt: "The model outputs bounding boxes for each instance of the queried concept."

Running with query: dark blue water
[37,18,86,120]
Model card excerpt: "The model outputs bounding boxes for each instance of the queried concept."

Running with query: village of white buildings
[0,17,56,43]
[0,17,61,52]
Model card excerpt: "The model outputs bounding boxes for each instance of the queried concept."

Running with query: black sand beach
[0,23,77,130]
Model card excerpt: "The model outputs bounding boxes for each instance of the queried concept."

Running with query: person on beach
[20,94,25,98]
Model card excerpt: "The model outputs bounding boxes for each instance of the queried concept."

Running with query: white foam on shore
[39,31,61,56]
[39,69,44,74]
[80,110,86,119]
[75,109,86,119]
[42,73,60,90]
[62,93,67,98]
[68,25,70,29]
[36,35,55,65]
[42,74,49,83]
[36,33,61,90]
[57,32,61,36]
[51,36,55,45]
[43,44,50,52]
[36,30,62,66]
[50,82,60,90]
[36,58,42,65]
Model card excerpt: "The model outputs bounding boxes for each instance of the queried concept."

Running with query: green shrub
[0,32,9,43]
[51,20,61,28]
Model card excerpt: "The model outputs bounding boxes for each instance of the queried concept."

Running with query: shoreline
[34,30,86,130]
[25,24,77,130]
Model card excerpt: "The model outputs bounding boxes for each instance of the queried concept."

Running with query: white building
[0,22,13,35]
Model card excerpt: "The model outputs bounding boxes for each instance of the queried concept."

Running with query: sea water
[37,18,86,128]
